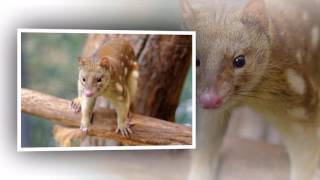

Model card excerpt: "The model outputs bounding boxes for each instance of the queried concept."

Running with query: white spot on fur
[291,123,304,134]
[115,82,123,92]
[296,51,303,64]
[286,69,305,95]
[311,26,319,50]
[302,11,309,22]
[131,70,139,78]
[124,67,128,75]
[95,43,100,50]
[288,107,308,120]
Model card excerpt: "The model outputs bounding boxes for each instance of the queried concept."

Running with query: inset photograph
[18,29,195,150]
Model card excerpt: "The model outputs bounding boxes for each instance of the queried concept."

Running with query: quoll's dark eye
[233,55,246,68]
[97,78,102,83]
[196,58,200,67]
[82,78,86,82]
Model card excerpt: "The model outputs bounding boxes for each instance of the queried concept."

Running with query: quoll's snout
[198,89,222,109]
[84,89,94,97]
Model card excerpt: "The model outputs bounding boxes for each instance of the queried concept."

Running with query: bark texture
[22,88,192,145]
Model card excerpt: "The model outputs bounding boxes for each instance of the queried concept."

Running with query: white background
[0,0,182,179]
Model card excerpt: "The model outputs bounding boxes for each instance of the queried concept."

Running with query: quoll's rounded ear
[77,57,86,66]
[241,0,269,33]
[179,0,199,29]
[100,57,110,68]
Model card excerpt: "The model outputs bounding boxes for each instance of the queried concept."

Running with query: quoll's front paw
[116,122,133,137]
[70,97,81,112]
[80,123,88,136]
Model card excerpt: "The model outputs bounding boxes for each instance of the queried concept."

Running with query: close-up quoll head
[187,0,271,109]
[78,56,111,97]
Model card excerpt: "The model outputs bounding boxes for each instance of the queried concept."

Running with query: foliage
[21,33,86,147]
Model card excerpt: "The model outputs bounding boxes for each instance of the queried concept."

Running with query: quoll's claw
[116,115,134,137]
[70,98,81,112]
[116,126,133,138]
[80,124,88,136]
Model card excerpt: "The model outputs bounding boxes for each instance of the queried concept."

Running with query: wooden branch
[21,88,192,146]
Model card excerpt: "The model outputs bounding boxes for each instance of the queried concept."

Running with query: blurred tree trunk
[54,33,192,146]
[133,35,192,122]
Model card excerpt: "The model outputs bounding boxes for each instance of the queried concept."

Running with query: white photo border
[17,28,196,151]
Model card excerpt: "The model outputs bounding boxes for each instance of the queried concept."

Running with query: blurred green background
[21,33,192,147]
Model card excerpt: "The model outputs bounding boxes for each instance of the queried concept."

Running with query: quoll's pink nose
[199,92,222,109]
[84,89,94,97]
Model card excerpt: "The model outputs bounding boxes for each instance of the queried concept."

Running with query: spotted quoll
[181,0,320,179]
[70,38,139,137]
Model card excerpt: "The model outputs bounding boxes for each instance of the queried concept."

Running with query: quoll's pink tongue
[84,89,94,97]
[199,92,222,109]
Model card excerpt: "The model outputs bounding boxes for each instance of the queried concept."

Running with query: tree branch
[21,88,192,146]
